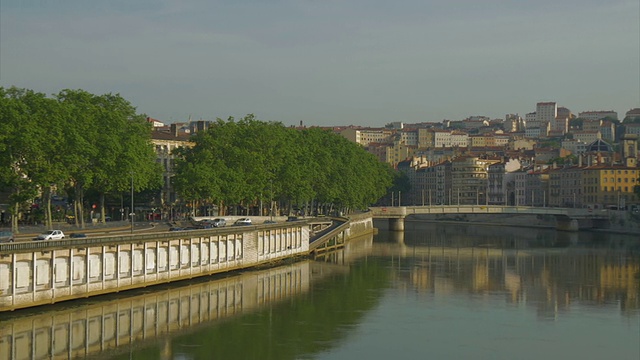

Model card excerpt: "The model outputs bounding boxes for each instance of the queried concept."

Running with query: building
[487,158,522,205]
[340,127,394,147]
[624,108,640,121]
[578,110,617,121]
[548,165,583,208]
[418,128,435,149]
[582,165,639,209]
[423,161,452,205]
[561,138,587,156]
[572,130,601,145]
[451,156,499,205]
[504,114,524,133]
[151,125,194,215]
[536,102,558,124]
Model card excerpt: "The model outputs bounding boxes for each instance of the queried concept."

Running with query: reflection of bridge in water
[369,205,610,231]
[0,260,346,360]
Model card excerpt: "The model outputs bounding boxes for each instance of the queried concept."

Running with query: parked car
[233,218,252,226]
[210,218,227,227]
[0,231,14,243]
[35,230,65,241]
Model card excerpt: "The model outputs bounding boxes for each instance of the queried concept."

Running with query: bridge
[369,205,610,232]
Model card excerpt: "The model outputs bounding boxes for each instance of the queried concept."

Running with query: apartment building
[550,116,569,134]
[433,129,452,148]
[451,156,499,205]
[525,167,550,206]
[386,142,417,167]
[418,128,435,149]
[561,138,587,156]
[578,110,617,121]
[427,161,452,205]
[487,162,506,205]
[340,127,394,146]
[398,129,419,146]
[582,165,639,208]
[536,102,558,124]
[450,131,469,148]
[151,125,194,208]
[624,108,640,121]
[572,130,601,145]
[504,114,525,133]
[548,166,583,207]
[624,123,640,137]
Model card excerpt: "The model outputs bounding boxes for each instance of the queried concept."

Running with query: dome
[585,139,613,153]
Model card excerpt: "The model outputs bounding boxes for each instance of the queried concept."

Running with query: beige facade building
[151,128,194,211]
[451,156,499,205]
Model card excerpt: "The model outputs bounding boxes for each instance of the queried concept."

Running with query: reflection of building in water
[600,263,639,309]
[391,244,639,317]
[0,261,330,360]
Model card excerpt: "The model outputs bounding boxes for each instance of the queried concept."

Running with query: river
[1,221,638,360]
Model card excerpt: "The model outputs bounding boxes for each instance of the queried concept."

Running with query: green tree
[173,117,393,217]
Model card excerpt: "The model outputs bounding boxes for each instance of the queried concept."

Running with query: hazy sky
[1,0,639,127]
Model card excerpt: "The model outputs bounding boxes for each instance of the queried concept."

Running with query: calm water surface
[1,221,638,360]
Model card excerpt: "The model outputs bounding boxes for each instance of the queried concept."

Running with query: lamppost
[270,179,274,221]
[130,172,134,234]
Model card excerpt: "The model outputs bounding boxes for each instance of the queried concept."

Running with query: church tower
[621,134,638,167]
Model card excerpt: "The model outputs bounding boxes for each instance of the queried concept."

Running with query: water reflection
[387,222,640,317]
[1,224,638,359]
[0,260,337,360]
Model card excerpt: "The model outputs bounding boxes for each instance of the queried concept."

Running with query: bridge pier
[556,218,579,231]
[389,218,405,231]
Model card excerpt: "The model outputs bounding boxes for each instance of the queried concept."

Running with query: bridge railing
[369,205,608,218]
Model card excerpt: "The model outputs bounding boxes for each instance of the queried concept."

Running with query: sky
[1,0,639,127]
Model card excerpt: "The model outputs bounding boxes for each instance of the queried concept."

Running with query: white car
[233,218,252,226]
[36,230,65,241]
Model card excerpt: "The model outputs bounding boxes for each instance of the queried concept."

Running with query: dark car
[286,216,300,222]
[70,233,87,238]
[0,231,14,243]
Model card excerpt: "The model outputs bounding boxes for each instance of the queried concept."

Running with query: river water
[1,221,638,360]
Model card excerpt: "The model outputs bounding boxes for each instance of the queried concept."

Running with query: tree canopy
[172,116,394,216]
[0,86,161,232]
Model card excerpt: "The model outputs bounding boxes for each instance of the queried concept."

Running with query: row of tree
[173,115,394,217]
[0,87,161,231]
[1,87,396,232]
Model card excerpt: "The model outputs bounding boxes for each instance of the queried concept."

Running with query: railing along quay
[0,216,370,311]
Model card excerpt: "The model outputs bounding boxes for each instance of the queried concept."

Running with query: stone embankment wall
[345,213,375,237]
[0,224,309,311]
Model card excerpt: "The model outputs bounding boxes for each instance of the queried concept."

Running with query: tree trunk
[99,192,106,222]
[12,201,19,234]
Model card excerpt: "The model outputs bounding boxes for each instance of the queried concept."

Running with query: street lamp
[130,172,135,234]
